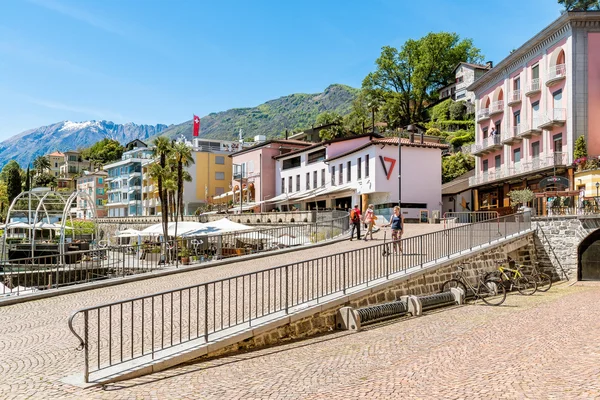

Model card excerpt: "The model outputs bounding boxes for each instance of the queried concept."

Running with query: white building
[271,134,447,220]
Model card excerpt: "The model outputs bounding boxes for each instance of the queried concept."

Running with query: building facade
[104,141,153,217]
[271,135,447,220]
[466,12,600,212]
[224,139,312,212]
[75,170,108,218]
[141,160,161,216]
[46,151,64,178]
[59,151,92,180]
[439,62,491,104]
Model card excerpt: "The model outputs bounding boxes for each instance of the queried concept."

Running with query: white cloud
[20,94,127,121]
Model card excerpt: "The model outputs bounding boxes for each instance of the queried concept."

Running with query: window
[282,156,301,170]
[321,169,325,186]
[514,148,521,163]
[514,111,521,127]
[483,160,489,172]
[54,162,58,168]
[68,155,77,162]
[495,155,501,169]
[339,164,343,184]
[456,76,464,83]
[281,178,285,192]
[357,157,362,179]
[532,64,539,80]
[97,188,104,195]
[247,160,254,172]
[215,171,225,180]
[306,172,310,190]
[532,101,540,122]
[97,199,103,206]
[215,187,225,195]
[313,171,317,188]
[296,174,300,192]
[365,155,370,177]
[553,133,563,152]
[307,149,326,164]
[288,176,293,192]
[215,156,225,165]
[531,141,540,159]
[495,121,501,136]
[514,77,520,90]
[331,166,336,185]
[98,178,103,184]
[483,127,489,139]
[553,89,563,108]
[347,161,351,182]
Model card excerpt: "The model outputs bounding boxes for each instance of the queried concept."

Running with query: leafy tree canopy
[1,160,21,182]
[362,32,483,127]
[6,166,22,203]
[33,172,56,188]
[316,111,345,140]
[574,136,588,160]
[558,0,599,11]
[33,156,50,175]
[442,152,475,184]
[81,138,125,164]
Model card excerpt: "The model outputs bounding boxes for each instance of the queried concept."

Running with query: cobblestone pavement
[80,283,600,399]
[0,225,444,399]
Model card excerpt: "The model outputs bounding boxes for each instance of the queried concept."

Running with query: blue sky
[0,0,563,140]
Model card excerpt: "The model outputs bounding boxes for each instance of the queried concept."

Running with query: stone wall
[534,216,600,280]
[201,233,535,360]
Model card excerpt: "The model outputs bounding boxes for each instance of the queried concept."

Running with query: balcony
[507,90,521,106]
[502,125,523,144]
[538,108,566,129]
[471,135,502,156]
[477,108,490,122]
[468,152,567,186]
[546,64,566,86]
[518,119,542,139]
[489,100,504,116]
[525,78,541,96]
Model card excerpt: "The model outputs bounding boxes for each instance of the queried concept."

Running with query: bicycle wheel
[478,279,506,306]
[441,279,467,296]
[515,275,537,295]
[535,273,552,292]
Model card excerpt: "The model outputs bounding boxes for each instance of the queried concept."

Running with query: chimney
[285,129,288,140]
[420,131,424,144]
[486,61,493,69]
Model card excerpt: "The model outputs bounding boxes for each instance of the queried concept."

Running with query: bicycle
[523,262,552,292]
[484,260,537,296]
[441,264,506,306]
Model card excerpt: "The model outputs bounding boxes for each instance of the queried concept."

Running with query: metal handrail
[535,222,568,280]
[68,213,532,382]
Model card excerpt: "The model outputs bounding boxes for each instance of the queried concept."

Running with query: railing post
[83,310,89,383]
[343,253,347,294]
[285,265,289,314]
[204,285,209,342]
[330,220,334,239]
[488,219,491,244]
[447,228,451,258]
[420,234,424,268]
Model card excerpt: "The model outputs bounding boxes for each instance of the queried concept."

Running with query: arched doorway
[578,229,600,280]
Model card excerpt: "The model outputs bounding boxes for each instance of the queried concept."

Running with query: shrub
[449,101,468,120]
[574,136,587,160]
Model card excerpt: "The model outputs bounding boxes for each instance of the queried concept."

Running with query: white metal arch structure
[60,191,98,253]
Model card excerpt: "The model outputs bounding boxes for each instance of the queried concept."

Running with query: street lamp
[232,163,245,215]
[596,182,599,197]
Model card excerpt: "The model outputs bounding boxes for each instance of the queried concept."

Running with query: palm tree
[172,141,195,222]
[33,156,50,175]
[151,137,173,246]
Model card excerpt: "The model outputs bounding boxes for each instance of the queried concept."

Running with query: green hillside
[158,84,359,141]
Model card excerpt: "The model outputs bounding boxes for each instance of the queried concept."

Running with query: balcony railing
[469,152,567,186]
[538,108,566,129]
[489,100,504,115]
[507,90,521,105]
[470,135,502,155]
[502,125,521,144]
[477,108,490,122]
[546,64,566,86]
[525,78,541,96]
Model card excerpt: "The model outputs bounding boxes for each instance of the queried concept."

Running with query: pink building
[467,11,600,211]
[226,139,311,212]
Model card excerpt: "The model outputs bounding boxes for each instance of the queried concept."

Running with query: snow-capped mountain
[0,120,169,168]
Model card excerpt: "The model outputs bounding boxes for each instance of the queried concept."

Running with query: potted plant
[146,246,162,262]
[179,248,191,265]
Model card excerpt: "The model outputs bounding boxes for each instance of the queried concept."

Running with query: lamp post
[596,182,599,197]
[233,163,245,215]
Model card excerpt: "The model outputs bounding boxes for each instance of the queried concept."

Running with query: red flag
[193,114,200,137]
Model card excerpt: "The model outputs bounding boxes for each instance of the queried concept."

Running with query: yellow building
[141,160,161,216]
[575,168,600,199]
[46,151,64,178]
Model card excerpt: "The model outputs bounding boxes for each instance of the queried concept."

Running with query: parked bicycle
[484,260,537,295]
[441,264,506,306]
[512,261,552,292]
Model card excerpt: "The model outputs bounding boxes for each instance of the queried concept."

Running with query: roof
[441,169,475,196]
[47,151,64,157]
[273,133,383,160]
[325,137,449,163]
[229,139,312,157]
[454,62,491,74]
[468,11,600,92]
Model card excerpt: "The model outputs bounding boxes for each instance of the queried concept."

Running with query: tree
[315,111,345,140]
[508,188,535,207]
[171,141,195,224]
[449,101,468,120]
[33,156,51,175]
[33,172,56,188]
[24,166,31,192]
[363,32,483,126]
[151,137,173,246]
[343,92,370,133]
[574,136,587,160]
[558,0,599,11]
[81,138,125,164]
[6,166,22,204]
[442,152,475,183]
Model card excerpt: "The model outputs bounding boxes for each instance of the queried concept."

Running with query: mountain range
[1,84,359,168]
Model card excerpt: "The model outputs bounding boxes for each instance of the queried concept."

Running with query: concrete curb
[0,234,350,307]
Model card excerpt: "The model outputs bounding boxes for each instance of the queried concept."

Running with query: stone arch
[578,229,600,280]
[481,96,490,109]
[492,88,504,102]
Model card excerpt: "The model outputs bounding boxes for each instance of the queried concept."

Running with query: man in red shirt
[349,204,361,240]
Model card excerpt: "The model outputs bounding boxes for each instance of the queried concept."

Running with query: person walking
[386,206,404,254]
[349,204,361,241]
[363,204,376,241]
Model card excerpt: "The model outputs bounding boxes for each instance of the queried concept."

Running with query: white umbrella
[141,221,207,237]
[115,228,144,237]
[182,218,253,237]
[274,235,311,247]
[236,231,275,241]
